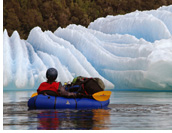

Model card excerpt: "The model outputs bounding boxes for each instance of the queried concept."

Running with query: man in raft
[37,68,78,97]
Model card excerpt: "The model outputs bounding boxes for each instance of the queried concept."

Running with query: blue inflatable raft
[28,94,110,109]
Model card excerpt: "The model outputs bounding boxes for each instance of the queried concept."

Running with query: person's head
[46,68,58,82]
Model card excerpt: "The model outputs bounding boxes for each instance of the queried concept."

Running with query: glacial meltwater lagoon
[3,90,172,130]
[3,5,172,130]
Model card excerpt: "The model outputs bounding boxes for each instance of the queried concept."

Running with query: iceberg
[3,5,172,91]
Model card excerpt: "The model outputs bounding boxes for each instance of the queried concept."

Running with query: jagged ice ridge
[3,5,172,91]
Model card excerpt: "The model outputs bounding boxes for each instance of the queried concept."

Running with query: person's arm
[58,82,77,98]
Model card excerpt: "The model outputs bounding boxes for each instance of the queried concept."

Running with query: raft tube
[28,94,110,109]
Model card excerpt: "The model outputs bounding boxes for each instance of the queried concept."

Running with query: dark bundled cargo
[65,76,105,95]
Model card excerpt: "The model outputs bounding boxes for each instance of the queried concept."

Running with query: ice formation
[3,5,172,91]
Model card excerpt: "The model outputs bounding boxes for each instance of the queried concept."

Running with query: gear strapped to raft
[64,76,105,95]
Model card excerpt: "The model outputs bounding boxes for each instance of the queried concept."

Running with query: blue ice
[3,5,172,91]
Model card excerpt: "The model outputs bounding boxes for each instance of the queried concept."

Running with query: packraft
[28,77,111,110]
[28,94,110,109]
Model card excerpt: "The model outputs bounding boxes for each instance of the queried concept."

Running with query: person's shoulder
[57,81,61,83]
[53,81,62,87]
[40,82,48,85]
[53,81,61,84]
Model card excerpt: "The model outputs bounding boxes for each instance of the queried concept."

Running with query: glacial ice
[3,5,172,91]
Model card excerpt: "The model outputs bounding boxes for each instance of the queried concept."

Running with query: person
[37,68,77,98]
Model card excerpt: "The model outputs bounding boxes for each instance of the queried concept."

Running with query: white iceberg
[3,5,172,91]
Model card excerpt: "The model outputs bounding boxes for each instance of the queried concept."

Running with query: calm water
[3,90,172,130]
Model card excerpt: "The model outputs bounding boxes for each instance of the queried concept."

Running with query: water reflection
[37,111,60,130]
[37,109,110,130]
[4,91,172,130]
[92,109,110,130]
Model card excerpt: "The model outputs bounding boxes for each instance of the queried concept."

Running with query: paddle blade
[31,92,38,98]
[92,91,111,101]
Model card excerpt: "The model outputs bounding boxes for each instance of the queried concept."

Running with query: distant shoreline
[3,0,172,39]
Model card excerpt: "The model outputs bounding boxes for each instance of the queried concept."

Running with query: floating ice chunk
[3,5,172,91]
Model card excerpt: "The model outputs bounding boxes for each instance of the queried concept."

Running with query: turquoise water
[3,90,172,130]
